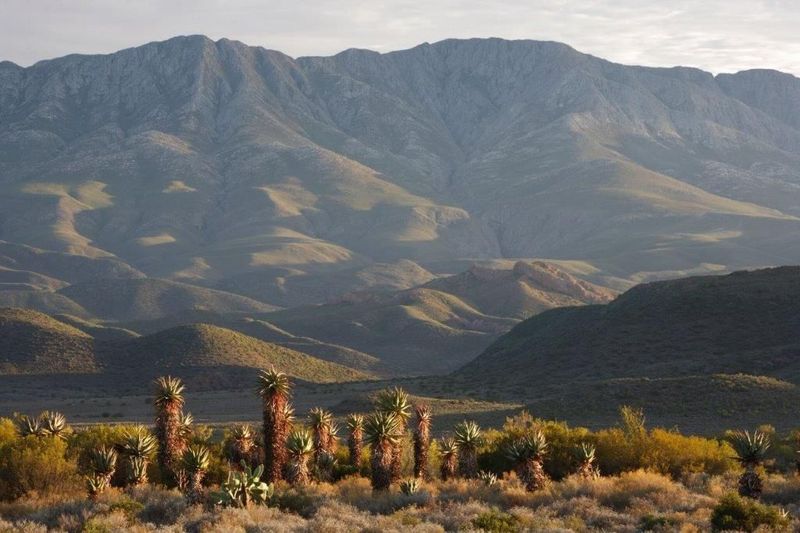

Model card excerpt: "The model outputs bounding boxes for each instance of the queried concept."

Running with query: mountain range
[4,35,800,309]
[4,36,800,413]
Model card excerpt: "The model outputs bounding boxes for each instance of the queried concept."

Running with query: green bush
[0,418,16,445]
[479,412,591,479]
[710,493,789,532]
[478,410,734,480]
[593,427,735,477]
[108,497,145,519]
[472,508,519,532]
[643,428,734,477]
[639,514,678,531]
[0,434,79,500]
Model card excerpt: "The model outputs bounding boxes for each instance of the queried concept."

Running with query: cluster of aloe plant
[18,367,783,506]
[13,411,70,439]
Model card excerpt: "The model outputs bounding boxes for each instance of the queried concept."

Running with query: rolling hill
[0,308,96,374]
[0,308,370,383]
[56,278,278,321]
[100,323,369,382]
[4,35,800,302]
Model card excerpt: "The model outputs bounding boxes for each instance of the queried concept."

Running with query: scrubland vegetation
[1,371,799,532]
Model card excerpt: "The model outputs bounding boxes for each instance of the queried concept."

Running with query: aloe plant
[375,387,411,482]
[413,404,432,480]
[478,470,498,486]
[576,442,599,480]
[182,444,211,504]
[438,437,459,481]
[399,478,420,495]
[86,446,117,499]
[364,411,402,490]
[506,431,549,492]
[454,420,483,479]
[120,425,157,486]
[258,367,292,483]
[731,430,771,499]
[346,413,365,469]
[39,411,69,439]
[153,376,187,486]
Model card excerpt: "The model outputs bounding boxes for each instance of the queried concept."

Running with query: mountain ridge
[4,35,800,313]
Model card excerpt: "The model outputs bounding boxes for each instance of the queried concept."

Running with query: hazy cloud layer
[2,0,800,75]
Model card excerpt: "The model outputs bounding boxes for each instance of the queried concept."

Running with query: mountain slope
[4,36,800,295]
[458,267,800,386]
[0,308,97,373]
[101,323,369,382]
[422,260,614,319]
[0,307,370,382]
[450,266,800,430]
[57,278,277,321]
[115,312,381,372]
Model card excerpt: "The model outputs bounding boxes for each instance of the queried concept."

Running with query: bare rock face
[3,35,800,299]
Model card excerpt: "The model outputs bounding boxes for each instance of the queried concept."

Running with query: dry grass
[1,471,798,532]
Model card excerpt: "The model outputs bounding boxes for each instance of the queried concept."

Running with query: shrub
[710,493,789,532]
[594,427,735,478]
[639,514,678,531]
[643,429,735,477]
[472,508,519,532]
[479,412,591,480]
[107,496,145,519]
[0,418,16,445]
[0,435,79,500]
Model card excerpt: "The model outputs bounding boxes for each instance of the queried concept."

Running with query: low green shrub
[472,508,519,532]
[710,493,789,532]
[0,434,79,500]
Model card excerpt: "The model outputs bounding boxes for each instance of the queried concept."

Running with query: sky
[2,0,800,75]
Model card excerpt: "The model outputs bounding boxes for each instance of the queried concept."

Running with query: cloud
[2,0,800,75]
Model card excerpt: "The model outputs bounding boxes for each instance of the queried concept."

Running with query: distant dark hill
[519,373,800,432]
[447,266,800,430]
[58,278,278,321]
[458,267,800,386]
[0,308,97,374]
[101,324,369,383]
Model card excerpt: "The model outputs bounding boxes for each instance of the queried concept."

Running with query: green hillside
[452,267,800,429]
[102,324,370,383]
[460,267,800,385]
[0,308,370,383]
[0,308,97,374]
